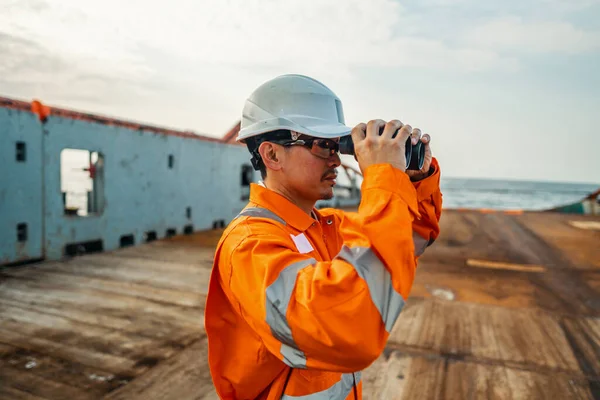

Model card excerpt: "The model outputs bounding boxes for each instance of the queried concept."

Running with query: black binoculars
[338,126,425,171]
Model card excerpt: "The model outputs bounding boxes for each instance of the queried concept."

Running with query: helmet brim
[296,122,352,139]
[237,117,352,142]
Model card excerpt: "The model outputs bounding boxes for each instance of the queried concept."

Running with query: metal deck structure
[1,96,257,266]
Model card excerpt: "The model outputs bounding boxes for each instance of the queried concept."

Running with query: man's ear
[259,142,283,172]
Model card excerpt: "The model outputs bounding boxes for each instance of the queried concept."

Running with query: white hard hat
[237,74,352,142]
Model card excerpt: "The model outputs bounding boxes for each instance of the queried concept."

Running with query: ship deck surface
[1,210,599,399]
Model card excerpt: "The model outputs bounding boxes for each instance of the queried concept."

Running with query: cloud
[0,31,154,103]
[406,0,600,17]
[1,0,598,184]
[466,17,600,54]
[534,0,600,13]
[0,32,64,78]
[0,0,518,81]
[0,0,525,133]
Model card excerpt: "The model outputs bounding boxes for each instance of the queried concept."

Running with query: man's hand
[351,119,412,174]
[405,128,433,181]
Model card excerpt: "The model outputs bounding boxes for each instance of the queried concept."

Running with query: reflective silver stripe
[236,207,286,225]
[282,372,362,399]
[336,246,405,333]
[265,258,316,368]
[413,231,430,257]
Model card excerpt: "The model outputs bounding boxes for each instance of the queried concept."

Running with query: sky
[1,0,599,184]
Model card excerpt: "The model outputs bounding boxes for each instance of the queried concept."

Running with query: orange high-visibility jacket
[205,159,442,399]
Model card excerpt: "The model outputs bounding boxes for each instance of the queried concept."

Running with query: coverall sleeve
[411,157,443,256]
[224,163,439,373]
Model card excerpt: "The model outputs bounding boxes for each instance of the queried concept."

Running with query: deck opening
[60,149,105,217]
[183,224,194,235]
[144,231,157,242]
[186,207,192,219]
[168,154,174,169]
[166,228,176,238]
[17,223,27,242]
[241,164,253,200]
[120,234,135,248]
[213,220,226,229]
[64,239,104,257]
[16,141,26,162]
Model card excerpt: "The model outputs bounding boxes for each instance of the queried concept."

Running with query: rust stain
[221,121,243,145]
[0,96,32,112]
[0,96,224,144]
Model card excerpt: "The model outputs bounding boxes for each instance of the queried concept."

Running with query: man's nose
[328,152,341,168]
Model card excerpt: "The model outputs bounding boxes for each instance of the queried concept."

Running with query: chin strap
[250,148,263,171]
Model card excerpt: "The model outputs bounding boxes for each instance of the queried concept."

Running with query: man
[205,74,442,399]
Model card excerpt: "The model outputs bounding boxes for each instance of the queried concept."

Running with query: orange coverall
[205,159,443,399]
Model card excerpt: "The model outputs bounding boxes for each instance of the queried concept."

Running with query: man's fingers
[421,134,433,167]
[397,123,413,143]
[366,119,386,138]
[354,119,427,154]
[381,119,403,139]
[411,128,422,145]
[421,133,432,155]
[350,123,367,144]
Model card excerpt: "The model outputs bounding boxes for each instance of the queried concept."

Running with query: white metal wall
[1,106,257,264]
[0,107,44,264]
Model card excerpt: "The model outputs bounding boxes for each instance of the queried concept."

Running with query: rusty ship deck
[0,209,599,399]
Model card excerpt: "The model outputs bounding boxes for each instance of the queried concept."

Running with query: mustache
[321,169,337,179]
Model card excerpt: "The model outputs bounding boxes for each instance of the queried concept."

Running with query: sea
[439,177,599,211]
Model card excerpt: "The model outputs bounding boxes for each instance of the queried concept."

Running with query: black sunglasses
[270,137,340,159]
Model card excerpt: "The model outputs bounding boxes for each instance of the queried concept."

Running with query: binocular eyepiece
[338,126,426,171]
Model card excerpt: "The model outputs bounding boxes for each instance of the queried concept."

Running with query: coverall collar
[249,183,318,232]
